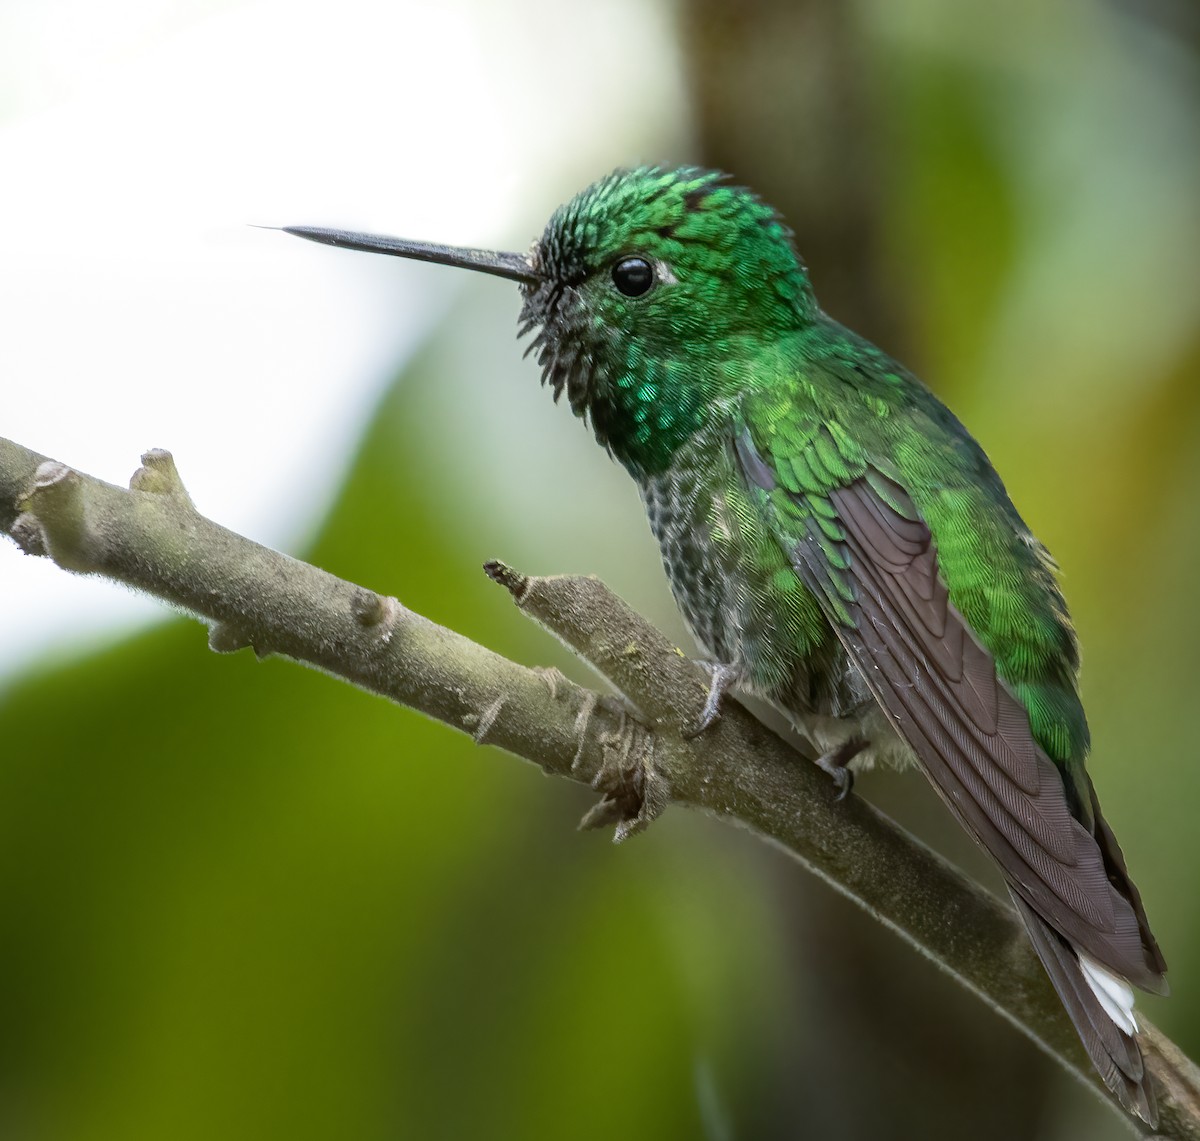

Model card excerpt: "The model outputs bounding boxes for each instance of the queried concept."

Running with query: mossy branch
[2,434,1197,1138]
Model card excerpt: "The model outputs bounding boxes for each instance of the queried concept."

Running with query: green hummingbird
[284,165,1167,1123]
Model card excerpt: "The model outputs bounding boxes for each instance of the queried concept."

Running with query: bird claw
[682,661,740,739]
[816,755,855,801]
[814,739,866,801]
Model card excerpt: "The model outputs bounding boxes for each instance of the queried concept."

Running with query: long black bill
[281,226,539,284]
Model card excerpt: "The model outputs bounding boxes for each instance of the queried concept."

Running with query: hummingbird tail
[1010,890,1157,1125]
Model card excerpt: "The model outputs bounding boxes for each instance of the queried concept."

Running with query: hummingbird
[283,165,1167,1123]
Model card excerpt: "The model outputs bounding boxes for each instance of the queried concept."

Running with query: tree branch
[3,434,1198,1138]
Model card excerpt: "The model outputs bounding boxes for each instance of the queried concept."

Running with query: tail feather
[1078,954,1137,1036]
[1011,890,1156,1126]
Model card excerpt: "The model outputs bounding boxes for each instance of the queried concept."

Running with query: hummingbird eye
[611,256,655,297]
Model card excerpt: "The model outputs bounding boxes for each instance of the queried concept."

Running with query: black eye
[611,256,655,297]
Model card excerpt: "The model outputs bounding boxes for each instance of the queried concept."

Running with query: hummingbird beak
[278,226,540,284]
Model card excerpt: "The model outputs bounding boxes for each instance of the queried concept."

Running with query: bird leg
[814,738,867,801]
[682,661,741,739]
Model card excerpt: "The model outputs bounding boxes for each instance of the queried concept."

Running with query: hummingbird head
[284,166,815,476]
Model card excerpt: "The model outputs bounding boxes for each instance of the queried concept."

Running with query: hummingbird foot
[814,738,867,801]
[682,661,741,739]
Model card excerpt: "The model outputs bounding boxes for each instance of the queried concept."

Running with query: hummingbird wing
[733,401,1165,1118]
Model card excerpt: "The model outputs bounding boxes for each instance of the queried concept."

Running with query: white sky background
[0,0,686,679]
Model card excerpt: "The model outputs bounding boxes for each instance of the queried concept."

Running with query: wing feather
[733,391,1165,1122]
[737,430,1162,987]
[820,478,1151,977]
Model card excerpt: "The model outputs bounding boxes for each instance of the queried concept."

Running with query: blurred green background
[2,1,1199,1138]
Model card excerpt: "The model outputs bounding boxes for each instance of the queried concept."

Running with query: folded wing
[734,424,1166,1120]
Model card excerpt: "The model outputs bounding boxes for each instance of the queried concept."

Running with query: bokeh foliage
[2,2,1198,1139]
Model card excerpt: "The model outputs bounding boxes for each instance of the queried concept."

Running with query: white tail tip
[1079,954,1138,1036]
